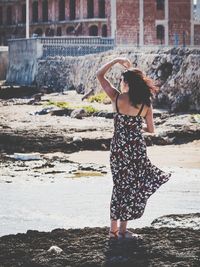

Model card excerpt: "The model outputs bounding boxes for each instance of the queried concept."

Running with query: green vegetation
[46,100,71,109]
[88,91,109,103]
[45,100,98,114]
[79,105,98,114]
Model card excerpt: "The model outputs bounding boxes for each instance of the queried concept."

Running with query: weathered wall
[168,0,191,46]
[194,24,200,45]
[0,46,8,80]
[116,0,139,45]
[6,39,43,85]
[36,47,200,112]
[115,0,192,46]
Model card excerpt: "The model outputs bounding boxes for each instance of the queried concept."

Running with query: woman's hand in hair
[115,57,132,69]
[96,57,132,101]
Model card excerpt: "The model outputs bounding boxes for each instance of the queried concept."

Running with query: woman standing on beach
[97,57,171,239]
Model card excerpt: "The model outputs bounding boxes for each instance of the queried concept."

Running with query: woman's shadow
[103,236,149,267]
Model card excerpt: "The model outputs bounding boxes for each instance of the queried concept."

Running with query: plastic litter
[13,153,41,161]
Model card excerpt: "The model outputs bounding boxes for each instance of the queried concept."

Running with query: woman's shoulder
[118,93,151,117]
[117,92,128,101]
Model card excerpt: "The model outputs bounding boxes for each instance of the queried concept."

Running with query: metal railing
[39,36,115,57]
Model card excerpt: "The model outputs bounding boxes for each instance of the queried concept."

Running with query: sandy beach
[67,140,200,169]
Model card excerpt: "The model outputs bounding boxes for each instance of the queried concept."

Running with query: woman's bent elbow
[96,71,102,79]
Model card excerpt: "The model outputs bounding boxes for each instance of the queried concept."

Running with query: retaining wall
[0,47,8,80]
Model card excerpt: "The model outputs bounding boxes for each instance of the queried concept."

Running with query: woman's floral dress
[110,94,172,221]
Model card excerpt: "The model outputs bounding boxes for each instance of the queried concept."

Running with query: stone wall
[36,47,200,112]
[6,39,43,85]
[0,46,8,80]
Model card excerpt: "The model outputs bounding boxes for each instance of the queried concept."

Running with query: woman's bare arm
[143,105,155,133]
[96,58,132,102]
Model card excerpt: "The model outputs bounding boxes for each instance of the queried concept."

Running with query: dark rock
[51,108,73,116]
[93,111,114,119]
[70,108,87,119]
[34,107,56,115]
[0,86,39,99]
[0,222,199,267]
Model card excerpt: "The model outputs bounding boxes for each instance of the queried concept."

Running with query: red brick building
[0,0,199,46]
[115,0,196,46]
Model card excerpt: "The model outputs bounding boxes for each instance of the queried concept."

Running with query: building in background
[0,0,111,45]
[0,0,199,46]
[115,0,195,46]
[194,0,200,44]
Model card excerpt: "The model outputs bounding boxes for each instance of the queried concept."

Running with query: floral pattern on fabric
[110,113,172,221]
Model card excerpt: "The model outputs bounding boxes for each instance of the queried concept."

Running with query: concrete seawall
[6,39,43,85]
[0,47,8,80]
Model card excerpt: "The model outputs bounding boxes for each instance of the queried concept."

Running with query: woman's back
[113,93,149,118]
[113,93,154,133]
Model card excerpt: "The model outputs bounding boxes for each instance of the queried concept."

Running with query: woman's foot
[118,230,140,240]
[109,229,119,239]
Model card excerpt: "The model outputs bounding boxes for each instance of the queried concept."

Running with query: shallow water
[0,166,200,236]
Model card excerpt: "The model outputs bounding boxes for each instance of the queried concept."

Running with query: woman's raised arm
[96,58,132,102]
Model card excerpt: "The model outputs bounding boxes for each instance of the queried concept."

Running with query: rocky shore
[0,215,200,267]
[0,88,200,267]
[0,90,200,154]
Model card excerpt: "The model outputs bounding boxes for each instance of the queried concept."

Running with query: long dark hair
[122,68,158,108]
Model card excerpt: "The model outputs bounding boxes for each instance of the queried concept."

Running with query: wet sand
[66,140,200,169]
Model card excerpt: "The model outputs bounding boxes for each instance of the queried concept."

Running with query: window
[87,0,94,18]
[32,1,38,22]
[99,0,105,18]
[21,4,26,23]
[57,27,62,36]
[0,7,3,25]
[59,0,65,21]
[66,26,75,35]
[7,6,12,25]
[42,0,48,22]
[34,28,43,36]
[156,0,164,11]
[156,25,165,43]
[0,32,6,45]
[45,28,54,36]
[102,24,107,37]
[69,0,76,20]
[89,25,98,36]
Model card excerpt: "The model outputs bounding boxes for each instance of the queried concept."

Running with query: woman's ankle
[119,221,127,233]
[110,219,118,233]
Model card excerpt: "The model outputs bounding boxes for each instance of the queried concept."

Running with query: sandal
[109,229,119,239]
[118,230,140,240]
